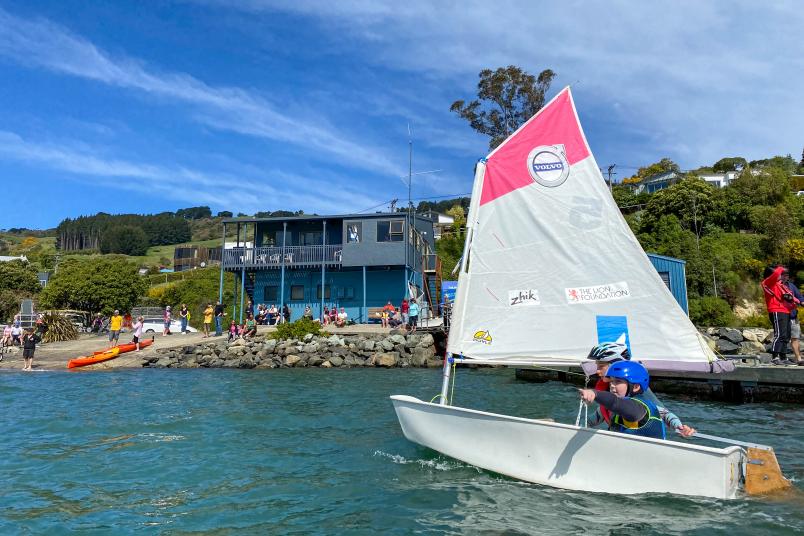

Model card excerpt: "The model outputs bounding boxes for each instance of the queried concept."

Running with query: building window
[658,272,671,291]
[346,222,361,243]
[377,220,404,242]
[290,285,305,301]
[301,232,322,245]
[263,285,278,302]
[316,284,331,300]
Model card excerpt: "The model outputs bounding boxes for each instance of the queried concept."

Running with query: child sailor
[584,342,696,437]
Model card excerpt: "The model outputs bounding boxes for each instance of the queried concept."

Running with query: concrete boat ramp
[516,363,804,404]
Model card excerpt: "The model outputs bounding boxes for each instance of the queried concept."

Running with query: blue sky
[1,1,802,229]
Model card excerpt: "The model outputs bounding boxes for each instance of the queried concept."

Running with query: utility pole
[606,164,616,193]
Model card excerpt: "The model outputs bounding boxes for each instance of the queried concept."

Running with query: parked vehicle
[141,318,197,334]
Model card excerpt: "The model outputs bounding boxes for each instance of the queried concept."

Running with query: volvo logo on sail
[527,145,570,188]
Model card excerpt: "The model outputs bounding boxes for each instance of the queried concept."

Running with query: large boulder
[379,339,394,351]
[375,352,399,367]
[327,335,343,346]
[411,346,435,366]
[262,339,277,353]
[285,354,302,367]
[389,334,406,345]
[308,356,324,367]
[302,342,320,354]
[303,333,314,342]
[405,334,421,348]
[361,340,375,351]
[329,355,344,367]
[230,338,246,347]
[715,339,739,354]
[418,334,435,347]
[718,327,743,344]
[155,357,172,368]
[739,341,765,355]
[321,360,333,368]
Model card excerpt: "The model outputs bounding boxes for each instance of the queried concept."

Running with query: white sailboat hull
[391,395,744,499]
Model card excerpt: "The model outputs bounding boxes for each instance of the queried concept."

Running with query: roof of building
[647,252,687,265]
[222,212,434,224]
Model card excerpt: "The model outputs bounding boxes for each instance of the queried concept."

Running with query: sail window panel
[346,222,362,243]
[377,220,404,242]
[263,285,279,302]
[316,284,332,300]
[290,285,305,301]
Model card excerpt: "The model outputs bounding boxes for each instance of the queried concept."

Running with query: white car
[141,317,198,334]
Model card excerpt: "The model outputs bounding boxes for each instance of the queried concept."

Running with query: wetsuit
[589,381,682,431]
[592,390,666,439]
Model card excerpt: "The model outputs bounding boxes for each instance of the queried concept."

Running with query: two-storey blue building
[217,213,439,323]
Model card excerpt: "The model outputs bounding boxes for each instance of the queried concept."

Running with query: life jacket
[593,378,612,425]
[609,394,666,439]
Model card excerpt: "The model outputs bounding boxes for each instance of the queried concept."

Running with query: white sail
[447,87,725,372]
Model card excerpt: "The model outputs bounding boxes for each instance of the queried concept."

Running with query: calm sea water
[1,368,802,535]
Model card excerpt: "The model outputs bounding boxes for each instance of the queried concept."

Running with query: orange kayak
[68,348,120,369]
[92,339,153,355]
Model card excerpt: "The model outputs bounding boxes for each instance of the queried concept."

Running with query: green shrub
[688,296,736,327]
[737,314,771,329]
[270,318,321,341]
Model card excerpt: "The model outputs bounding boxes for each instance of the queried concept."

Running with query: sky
[0,1,802,229]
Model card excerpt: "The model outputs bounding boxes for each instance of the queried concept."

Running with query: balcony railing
[223,245,343,269]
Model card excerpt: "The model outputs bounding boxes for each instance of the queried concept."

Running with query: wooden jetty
[515,363,804,404]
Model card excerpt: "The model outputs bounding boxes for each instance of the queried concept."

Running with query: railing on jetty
[223,245,343,270]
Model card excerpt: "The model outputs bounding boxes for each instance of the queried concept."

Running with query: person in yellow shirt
[109,310,123,347]
[203,303,214,338]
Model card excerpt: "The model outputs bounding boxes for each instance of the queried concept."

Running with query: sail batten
[447,87,726,372]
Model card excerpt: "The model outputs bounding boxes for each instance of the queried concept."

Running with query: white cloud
[0,6,403,178]
[208,0,804,167]
[0,130,380,214]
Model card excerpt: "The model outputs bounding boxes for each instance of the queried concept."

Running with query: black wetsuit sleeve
[593,391,646,422]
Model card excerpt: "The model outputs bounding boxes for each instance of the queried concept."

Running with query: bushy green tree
[99,225,149,255]
[175,206,212,220]
[38,257,147,314]
[451,65,556,149]
[640,177,715,236]
[688,296,736,327]
[712,157,747,173]
[0,260,40,294]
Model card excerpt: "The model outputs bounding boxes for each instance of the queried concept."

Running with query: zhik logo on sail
[473,330,493,345]
[527,144,570,188]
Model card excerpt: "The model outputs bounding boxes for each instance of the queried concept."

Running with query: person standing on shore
[1,324,11,347]
[408,299,419,333]
[21,328,39,371]
[132,315,144,351]
[163,305,172,337]
[203,303,214,338]
[214,300,224,336]
[109,310,123,348]
[179,304,189,334]
[282,304,291,324]
[401,298,410,326]
[762,266,800,364]
[783,272,804,365]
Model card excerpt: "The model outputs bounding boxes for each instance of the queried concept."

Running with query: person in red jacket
[762,265,800,363]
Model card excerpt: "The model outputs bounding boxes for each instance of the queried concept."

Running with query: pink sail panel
[480,88,590,206]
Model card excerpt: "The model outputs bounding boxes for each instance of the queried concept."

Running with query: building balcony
[223,245,343,270]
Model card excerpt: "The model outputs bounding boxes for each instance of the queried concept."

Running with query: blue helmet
[605,361,650,392]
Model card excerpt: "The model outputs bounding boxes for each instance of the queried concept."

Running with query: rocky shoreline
[143,331,443,369]
[700,327,775,362]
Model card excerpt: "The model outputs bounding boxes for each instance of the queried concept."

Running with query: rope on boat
[449,359,457,404]
[574,400,588,428]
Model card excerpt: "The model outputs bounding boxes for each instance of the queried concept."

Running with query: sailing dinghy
[391,87,789,499]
